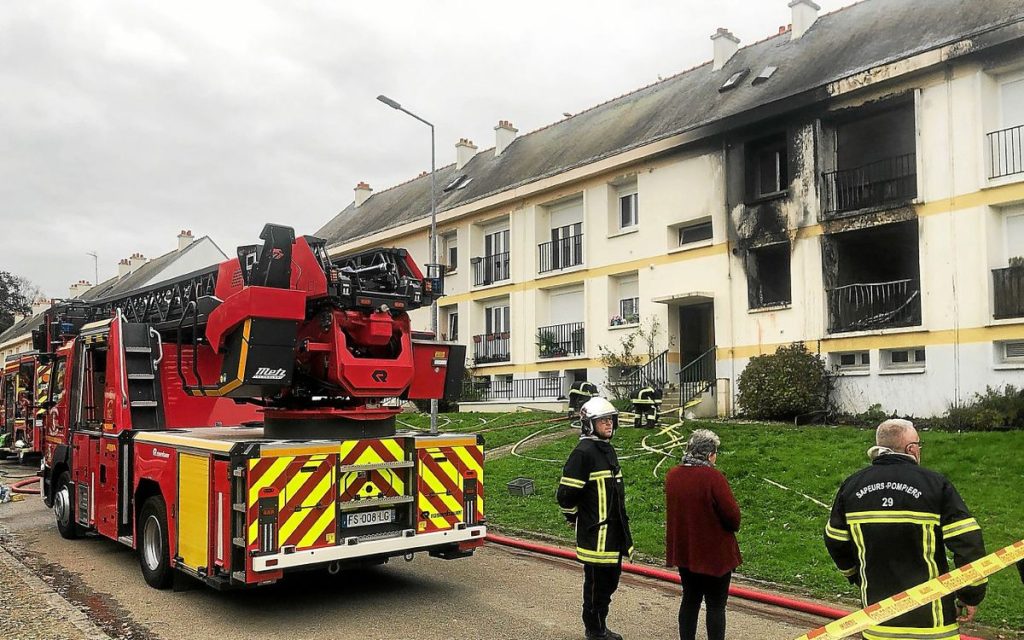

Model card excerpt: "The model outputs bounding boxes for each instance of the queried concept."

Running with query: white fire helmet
[579,397,619,437]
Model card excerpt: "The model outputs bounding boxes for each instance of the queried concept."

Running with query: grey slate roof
[79,236,223,302]
[0,312,43,346]
[316,0,1024,249]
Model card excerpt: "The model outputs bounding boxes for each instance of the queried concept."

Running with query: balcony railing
[538,234,583,273]
[464,375,564,402]
[471,252,510,286]
[822,153,917,216]
[536,322,585,359]
[988,124,1023,180]
[607,350,669,393]
[993,266,1024,320]
[827,279,921,333]
[472,333,510,364]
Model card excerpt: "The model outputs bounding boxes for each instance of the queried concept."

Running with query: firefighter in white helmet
[557,396,634,640]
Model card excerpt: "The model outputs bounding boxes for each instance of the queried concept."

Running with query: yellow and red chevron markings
[247,454,337,550]
[339,438,407,500]
[795,539,1024,640]
[416,443,483,533]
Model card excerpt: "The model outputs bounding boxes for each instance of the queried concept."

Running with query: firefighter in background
[825,419,987,640]
[557,397,634,640]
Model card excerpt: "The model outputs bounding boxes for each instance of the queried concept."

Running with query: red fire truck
[35,224,483,589]
[0,351,49,462]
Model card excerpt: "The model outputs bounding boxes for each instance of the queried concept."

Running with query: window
[1006,209,1024,264]
[747,243,792,309]
[747,133,788,200]
[485,304,510,336]
[1000,74,1024,128]
[720,69,749,92]
[441,233,457,273]
[618,189,638,229]
[610,273,638,325]
[881,347,926,370]
[619,297,639,320]
[752,66,777,85]
[678,219,713,246]
[442,307,459,341]
[997,340,1024,363]
[830,351,870,372]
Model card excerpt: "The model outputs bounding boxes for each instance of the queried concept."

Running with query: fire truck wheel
[54,471,82,539]
[139,496,173,589]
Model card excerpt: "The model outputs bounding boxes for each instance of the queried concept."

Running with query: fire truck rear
[36,224,484,589]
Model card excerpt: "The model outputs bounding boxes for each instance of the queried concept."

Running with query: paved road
[1,461,825,640]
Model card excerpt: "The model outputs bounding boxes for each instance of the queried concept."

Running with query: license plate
[343,509,395,528]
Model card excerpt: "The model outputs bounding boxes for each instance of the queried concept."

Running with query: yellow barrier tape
[794,539,1024,640]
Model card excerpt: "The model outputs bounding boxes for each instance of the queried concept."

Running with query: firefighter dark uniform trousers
[825,455,987,640]
[558,437,634,636]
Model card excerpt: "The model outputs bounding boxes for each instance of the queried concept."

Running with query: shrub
[737,342,832,421]
[942,385,1024,431]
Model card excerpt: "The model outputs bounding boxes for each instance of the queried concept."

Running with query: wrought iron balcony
[536,322,585,359]
[988,124,1023,180]
[472,332,510,364]
[464,375,564,402]
[471,252,510,286]
[993,266,1024,320]
[827,279,921,333]
[822,153,917,216]
[538,234,583,273]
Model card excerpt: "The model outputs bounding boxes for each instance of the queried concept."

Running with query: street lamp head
[377,94,401,110]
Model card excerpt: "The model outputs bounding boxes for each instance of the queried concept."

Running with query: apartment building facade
[317,0,1024,417]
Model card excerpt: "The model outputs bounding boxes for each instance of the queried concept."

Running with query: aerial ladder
[34,224,482,589]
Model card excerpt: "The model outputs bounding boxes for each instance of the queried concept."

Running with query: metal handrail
[826,279,921,333]
[608,349,669,391]
[993,266,1024,320]
[677,346,716,406]
[464,375,564,401]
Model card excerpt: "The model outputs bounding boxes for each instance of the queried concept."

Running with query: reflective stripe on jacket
[557,437,634,565]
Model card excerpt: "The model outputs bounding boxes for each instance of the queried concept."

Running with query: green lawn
[479,417,1024,633]
[399,410,568,450]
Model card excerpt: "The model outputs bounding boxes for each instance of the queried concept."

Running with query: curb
[0,538,112,640]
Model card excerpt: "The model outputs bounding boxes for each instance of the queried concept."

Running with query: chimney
[31,297,50,316]
[118,258,131,278]
[177,229,194,251]
[130,252,147,272]
[456,138,478,170]
[789,0,820,39]
[494,120,518,157]
[711,28,740,71]
[354,181,372,207]
[68,280,92,298]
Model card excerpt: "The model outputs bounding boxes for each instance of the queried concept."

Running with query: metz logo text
[252,367,287,380]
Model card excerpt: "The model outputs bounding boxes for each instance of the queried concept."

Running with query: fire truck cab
[37,224,484,589]
[0,351,47,462]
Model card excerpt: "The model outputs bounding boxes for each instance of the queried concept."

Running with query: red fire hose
[10,475,40,495]
[485,533,982,640]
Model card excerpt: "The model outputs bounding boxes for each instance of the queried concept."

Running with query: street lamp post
[377,94,439,436]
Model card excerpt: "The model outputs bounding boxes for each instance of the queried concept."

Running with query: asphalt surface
[0,459,827,640]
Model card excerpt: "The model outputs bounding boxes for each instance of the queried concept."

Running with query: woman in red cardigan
[664,429,741,640]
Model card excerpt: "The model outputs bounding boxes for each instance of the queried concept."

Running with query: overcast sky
[0,0,856,298]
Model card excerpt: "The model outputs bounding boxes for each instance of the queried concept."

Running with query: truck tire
[53,471,82,540]
[138,495,173,589]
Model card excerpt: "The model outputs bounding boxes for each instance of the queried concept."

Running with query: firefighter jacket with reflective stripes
[825,455,987,640]
[557,437,634,565]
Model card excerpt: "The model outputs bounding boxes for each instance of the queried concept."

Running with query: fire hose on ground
[484,533,1016,640]
[10,475,40,495]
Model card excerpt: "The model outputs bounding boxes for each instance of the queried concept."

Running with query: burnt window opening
[823,102,917,216]
[746,243,791,309]
[746,133,789,202]
[678,219,713,246]
[825,220,922,333]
